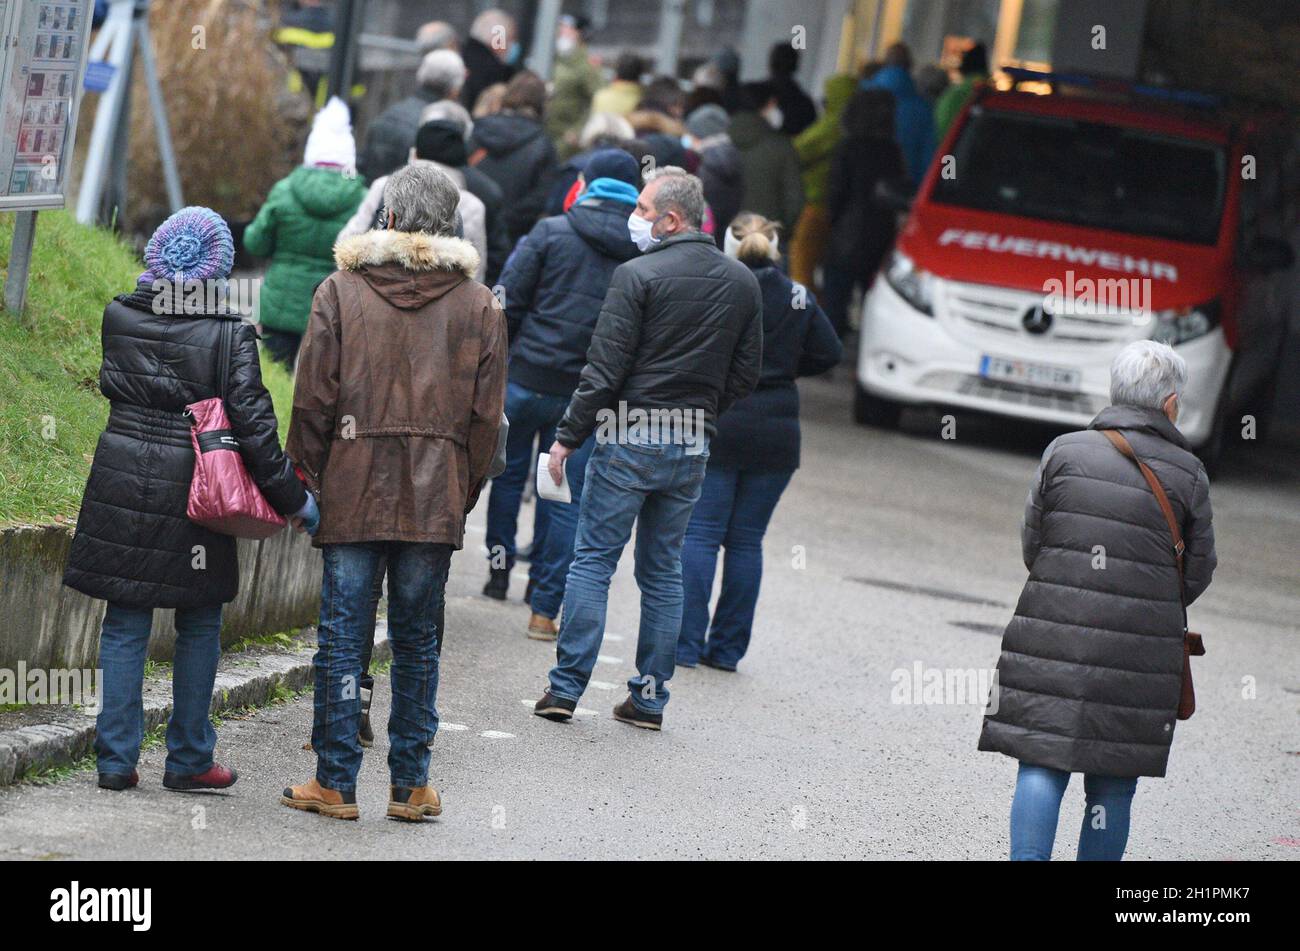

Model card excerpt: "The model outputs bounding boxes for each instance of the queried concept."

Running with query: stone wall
[0,525,322,672]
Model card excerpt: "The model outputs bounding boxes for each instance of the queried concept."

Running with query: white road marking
[574,708,599,717]
[588,680,618,691]
[603,633,624,642]
[480,730,514,739]
[513,572,531,583]
[596,654,623,665]
[441,723,468,731]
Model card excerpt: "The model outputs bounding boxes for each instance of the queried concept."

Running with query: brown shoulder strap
[1101,429,1184,579]
[467,147,488,167]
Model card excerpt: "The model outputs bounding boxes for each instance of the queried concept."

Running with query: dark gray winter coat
[978,404,1216,778]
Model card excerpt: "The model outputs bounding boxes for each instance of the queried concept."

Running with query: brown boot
[527,612,558,641]
[280,778,359,820]
[387,784,442,822]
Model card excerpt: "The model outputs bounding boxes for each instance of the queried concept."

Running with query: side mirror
[1244,235,1294,272]
[873,176,916,213]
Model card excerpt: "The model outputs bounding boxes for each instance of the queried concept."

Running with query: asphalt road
[2,375,1296,860]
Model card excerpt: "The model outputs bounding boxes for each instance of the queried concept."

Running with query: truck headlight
[1151,299,1220,346]
[884,249,935,316]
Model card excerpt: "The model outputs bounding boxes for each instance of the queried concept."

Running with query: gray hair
[579,111,635,149]
[644,166,705,229]
[415,21,457,54]
[384,161,461,235]
[417,49,465,99]
[420,99,474,142]
[1110,340,1188,409]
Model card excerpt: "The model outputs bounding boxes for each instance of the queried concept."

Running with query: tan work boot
[527,612,558,641]
[280,777,359,820]
[387,784,442,822]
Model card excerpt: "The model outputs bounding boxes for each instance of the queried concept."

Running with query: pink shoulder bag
[185,318,286,538]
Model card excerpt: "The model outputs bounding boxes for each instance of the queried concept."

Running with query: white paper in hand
[536,452,572,503]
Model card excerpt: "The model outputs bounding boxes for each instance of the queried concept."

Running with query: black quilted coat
[554,231,764,449]
[63,283,307,609]
[978,405,1217,778]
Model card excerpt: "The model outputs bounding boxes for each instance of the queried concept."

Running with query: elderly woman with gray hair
[979,339,1216,860]
[282,163,507,821]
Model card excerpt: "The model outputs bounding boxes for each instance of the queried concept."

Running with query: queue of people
[60,15,1217,862]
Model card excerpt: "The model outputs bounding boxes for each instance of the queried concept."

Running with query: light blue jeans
[547,437,709,714]
[1010,762,1138,860]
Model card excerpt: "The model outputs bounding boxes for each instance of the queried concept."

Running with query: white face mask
[628,212,661,252]
[555,35,577,56]
[765,106,784,130]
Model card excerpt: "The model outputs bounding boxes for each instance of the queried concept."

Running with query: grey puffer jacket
[978,404,1216,778]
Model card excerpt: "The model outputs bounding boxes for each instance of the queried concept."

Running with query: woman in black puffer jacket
[676,213,842,671]
[63,208,313,793]
[979,340,1216,861]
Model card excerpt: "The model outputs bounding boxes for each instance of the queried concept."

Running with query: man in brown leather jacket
[282,163,507,822]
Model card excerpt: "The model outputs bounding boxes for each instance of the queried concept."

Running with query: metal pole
[327,0,364,100]
[136,17,183,214]
[654,0,687,77]
[75,0,136,225]
[528,0,563,80]
[3,211,38,316]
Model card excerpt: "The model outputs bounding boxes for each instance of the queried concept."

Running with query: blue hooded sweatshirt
[862,65,936,186]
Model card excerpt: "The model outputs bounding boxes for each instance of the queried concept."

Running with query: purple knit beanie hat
[143,206,234,283]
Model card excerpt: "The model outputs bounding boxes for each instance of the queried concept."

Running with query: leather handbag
[184,318,287,539]
[1101,429,1205,719]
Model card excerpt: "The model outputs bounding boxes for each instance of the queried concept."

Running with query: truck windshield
[932,108,1226,245]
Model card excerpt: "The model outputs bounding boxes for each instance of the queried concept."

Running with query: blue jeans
[528,435,596,618]
[547,437,709,714]
[313,542,452,792]
[678,465,794,668]
[1010,762,1138,861]
[486,381,570,569]
[95,602,223,777]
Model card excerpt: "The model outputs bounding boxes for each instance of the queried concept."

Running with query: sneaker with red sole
[163,763,238,791]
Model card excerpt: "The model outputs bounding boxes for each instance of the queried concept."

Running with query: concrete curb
[0,622,390,786]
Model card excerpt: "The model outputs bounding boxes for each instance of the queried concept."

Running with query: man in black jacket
[533,167,763,731]
[358,49,467,182]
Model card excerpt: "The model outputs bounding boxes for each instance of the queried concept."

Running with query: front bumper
[856,277,1232,447]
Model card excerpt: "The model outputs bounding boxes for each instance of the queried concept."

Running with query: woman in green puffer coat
[245,97,368,367]
[789,74,857,291]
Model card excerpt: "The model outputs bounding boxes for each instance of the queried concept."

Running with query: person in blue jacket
[482,149,642,640]
[861,43,935,185]
[676,212,842,670]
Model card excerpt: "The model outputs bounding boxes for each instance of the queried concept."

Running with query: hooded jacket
[63,284,307,608]
[357,88,441,182]
[555,231,763,449]
[862,65,936,185]
[794,74,857,206]
[978,405,1217,778]
[285,230,507,548]
[469,113,559,244]
[243,165,367,336]
[499,196,641,397]
[728,110,805,233]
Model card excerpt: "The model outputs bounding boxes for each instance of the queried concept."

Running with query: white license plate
[979,355,1081,392]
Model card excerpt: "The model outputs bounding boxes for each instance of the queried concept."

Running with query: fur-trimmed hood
[334,229,480,277]
[333,230,481,310]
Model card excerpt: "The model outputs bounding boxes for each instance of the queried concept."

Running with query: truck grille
[943,282,1141,345]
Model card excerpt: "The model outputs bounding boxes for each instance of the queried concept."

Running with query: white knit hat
[304,97,356,171]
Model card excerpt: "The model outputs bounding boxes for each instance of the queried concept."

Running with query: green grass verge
[0,210,295,527]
